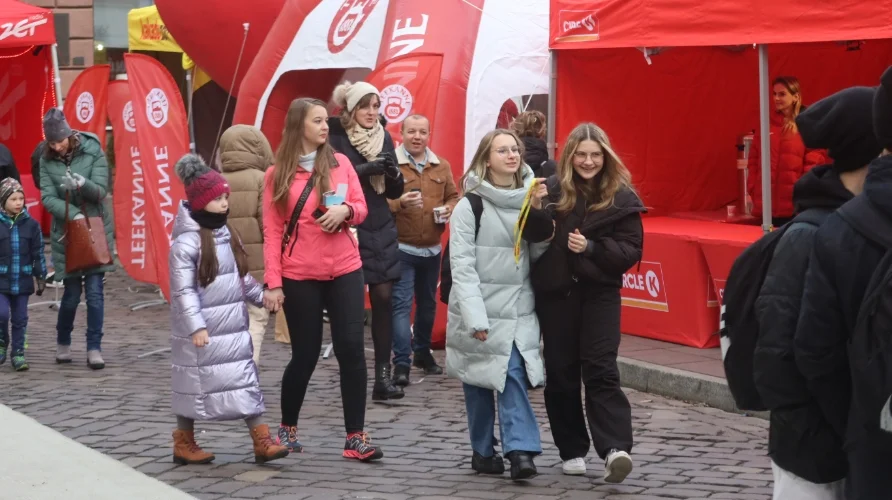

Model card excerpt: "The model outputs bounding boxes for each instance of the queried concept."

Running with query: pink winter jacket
[262,153,368,288]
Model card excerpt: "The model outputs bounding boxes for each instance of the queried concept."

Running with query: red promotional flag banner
[365,53,444,147]
[63,65,110,149]
[123,53,189,301]
[107,80,157,286]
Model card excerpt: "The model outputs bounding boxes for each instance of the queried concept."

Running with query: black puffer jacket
[531,175,645,295]
[0,143,20,183]
[328,117,404,284]
[795,155,892,454]
[521,136,556,178]
[30,141,45,191]
[753,165,854,483]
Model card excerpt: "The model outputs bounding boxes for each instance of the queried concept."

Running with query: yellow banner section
[127,5,182,53]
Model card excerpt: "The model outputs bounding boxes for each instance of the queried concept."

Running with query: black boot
[372,364,404,401]
[412,349,444,375]
[471,451,505,474]
[392,364,410,387]
[505,451,537,481]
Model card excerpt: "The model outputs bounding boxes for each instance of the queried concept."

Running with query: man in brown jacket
[388,115,459,386]
[219,124,274,364]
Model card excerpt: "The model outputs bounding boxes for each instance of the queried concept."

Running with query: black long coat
[327,118,404,285]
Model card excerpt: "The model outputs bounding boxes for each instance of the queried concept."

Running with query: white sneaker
[604,449,633,483]
[562,457,587,475]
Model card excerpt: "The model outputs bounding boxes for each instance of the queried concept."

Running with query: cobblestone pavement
[0,271,773,500]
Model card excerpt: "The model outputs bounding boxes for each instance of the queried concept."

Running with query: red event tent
[548,0,892,347]
[0,0,61,228]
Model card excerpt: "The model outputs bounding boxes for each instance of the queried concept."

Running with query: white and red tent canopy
[233,0,550,170]
[0,0,55,49]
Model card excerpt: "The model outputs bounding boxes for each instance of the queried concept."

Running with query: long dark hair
[197,223,249,288]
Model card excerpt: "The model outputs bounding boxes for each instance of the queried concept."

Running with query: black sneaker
[506,451,537,481]
[471,451,505,474]
[412,350,444,375]
[343,432,383,462]
[392,364,410,387]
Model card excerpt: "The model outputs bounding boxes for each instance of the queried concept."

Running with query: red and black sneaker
[343,432,383,462]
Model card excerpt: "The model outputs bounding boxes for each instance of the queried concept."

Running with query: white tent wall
[252,0,391,128]
[464,0,551,168]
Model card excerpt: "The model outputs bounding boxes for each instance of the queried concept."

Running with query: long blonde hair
[555,123,634,213]
[270,98,336,213]
[774,76,803,133]
[460,129,526,192]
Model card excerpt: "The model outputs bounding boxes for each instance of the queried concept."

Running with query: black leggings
[368,282,393,365]
[280,270,367,433]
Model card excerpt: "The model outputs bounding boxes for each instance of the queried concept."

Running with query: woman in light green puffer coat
[39,109,114,370]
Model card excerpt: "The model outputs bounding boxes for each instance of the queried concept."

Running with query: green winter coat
[39,132,115,281]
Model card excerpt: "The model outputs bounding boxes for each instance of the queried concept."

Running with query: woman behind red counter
[748,76,827,226]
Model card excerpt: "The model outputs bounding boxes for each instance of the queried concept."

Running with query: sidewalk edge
[618,356,768,420]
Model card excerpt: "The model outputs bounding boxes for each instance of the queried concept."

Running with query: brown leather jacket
[388,147,459,248]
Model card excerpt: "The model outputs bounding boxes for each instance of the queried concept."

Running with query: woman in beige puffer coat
[219,125,274,363]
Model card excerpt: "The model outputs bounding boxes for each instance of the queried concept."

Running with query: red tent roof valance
[550,0,892,50]
[0,0,55,49]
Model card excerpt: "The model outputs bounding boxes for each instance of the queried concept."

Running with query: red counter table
[621,217,761,348]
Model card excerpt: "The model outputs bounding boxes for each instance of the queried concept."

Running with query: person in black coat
[511,111,556,178]
[0,143,21,184]
[753,86,880,498]
[328,81,404,401]
[30,141,46,192]
[794,66,892,500]
[528,123,644,483]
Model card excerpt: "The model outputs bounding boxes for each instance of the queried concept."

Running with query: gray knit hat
[43,108,73,143]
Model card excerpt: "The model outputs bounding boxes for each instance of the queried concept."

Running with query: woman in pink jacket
[262,98,382,462]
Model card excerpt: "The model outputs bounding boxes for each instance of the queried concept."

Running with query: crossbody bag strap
[281,180,316,255]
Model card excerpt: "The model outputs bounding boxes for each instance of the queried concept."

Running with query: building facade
[22,0,94,99]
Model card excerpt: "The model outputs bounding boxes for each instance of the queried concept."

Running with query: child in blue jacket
[0,178,47,371]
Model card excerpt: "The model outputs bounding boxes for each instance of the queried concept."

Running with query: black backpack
[836,195,892,439]
[720,209,826,411]
[439,193,483,305]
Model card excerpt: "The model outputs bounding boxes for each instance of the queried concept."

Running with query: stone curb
[618,356,769,420]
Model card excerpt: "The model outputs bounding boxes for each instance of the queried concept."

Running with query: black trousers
[846,443,892,500]
[280,270,367,433]
[536,285,633,460]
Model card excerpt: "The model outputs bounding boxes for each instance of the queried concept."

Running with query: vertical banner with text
[63,65,110,149]
[365,53,443,147]
[107,80,157,286]
[123,53,189,300]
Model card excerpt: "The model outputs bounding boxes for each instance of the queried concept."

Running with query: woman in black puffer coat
[328,81,404,402]
[511,110,556,178]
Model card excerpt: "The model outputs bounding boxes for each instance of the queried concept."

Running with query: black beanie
[874,66,892,151]
[796,86,881,172]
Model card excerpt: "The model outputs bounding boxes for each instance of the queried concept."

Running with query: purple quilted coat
[169,201,265,421]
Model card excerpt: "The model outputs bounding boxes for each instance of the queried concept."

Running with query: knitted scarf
[347,122,386,194]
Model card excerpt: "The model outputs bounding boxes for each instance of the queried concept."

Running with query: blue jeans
[391,250,440,367]
[57,274,105,351]
[463,344,542,457]
[0,294,29,353]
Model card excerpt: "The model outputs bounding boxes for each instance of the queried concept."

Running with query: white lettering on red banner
[75,92,95,124]
[556,10,600,42]
[153,146,176,241]
[328,0,382,54]
[129,145,147,269]
[621,261,669,312]
[0,16,48,42]
[389,14,429,58]
[379,84,413,123]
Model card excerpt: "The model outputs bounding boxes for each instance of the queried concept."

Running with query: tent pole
[50,43,63,108]
[186,68,196,154]
[546,50,557,160]
[758,44,772,233]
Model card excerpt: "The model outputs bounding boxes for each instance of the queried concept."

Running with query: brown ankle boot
[172,429,215,465]
[250,424,289,464]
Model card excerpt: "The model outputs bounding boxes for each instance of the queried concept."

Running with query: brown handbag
[63,191,113,273]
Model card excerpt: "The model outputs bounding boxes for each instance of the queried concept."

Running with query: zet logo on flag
[123,101,136,133]
[75,92,94,124]
[145,88,169,128]
[379,84,413,124]
[328,0,382,54]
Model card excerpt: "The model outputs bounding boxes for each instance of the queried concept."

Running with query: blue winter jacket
[0,210,47,295]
